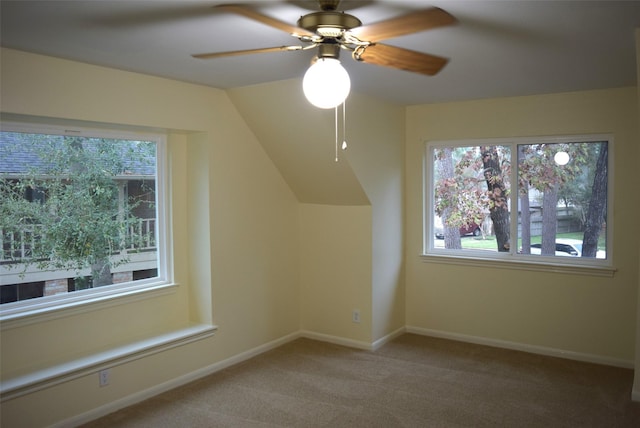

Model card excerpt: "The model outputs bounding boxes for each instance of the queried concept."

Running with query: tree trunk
[437,147,461,249]
[92,259,112,287]
[541,184,558,255]
[518,145,531,254]
[68,136,114,287]
[582,143,607,257]
[519,188,531,254]
[480,146,510,252]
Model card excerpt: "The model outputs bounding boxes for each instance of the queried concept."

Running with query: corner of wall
[631,27,640,402]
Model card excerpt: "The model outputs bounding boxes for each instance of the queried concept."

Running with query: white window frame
[0,121,175,323]
[422,135,615,277]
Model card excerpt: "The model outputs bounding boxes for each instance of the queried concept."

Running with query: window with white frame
[0,122,171,316]
[425,136,611,268]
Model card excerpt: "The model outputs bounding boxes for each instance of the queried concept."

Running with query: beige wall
[229,81,406,344]
[0,48,300,427]
[633,28,640,400]
[341,93,405,343]
[406,87,639,364]
[299,204,373,344]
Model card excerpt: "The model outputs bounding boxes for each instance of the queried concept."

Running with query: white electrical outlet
[352,309,361,323]
[99,369,110,387]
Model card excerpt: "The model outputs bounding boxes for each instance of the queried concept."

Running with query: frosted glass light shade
[303,58,350,109]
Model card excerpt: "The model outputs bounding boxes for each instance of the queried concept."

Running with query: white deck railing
[1,218,156,263]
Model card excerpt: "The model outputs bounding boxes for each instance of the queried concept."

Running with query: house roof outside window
[0,132,156,178]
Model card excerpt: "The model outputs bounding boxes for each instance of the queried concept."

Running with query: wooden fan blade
[350,7,456,42]
[192,45,303,59]
[355,43,449,76]
[216,4,313,36]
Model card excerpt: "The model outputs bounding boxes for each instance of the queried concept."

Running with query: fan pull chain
[334,102,348,162]
[342,100,347,151]
[335,105,339,162]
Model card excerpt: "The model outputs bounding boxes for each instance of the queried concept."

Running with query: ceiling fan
[194,1,456,75]
[193,1,456,108]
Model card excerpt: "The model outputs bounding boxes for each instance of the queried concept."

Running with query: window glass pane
[0,130,160,304]
[517,142,607,259]
[432,144,511,253]
[427,137,610,267]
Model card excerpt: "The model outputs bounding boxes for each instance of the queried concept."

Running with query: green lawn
[435,232,606,251]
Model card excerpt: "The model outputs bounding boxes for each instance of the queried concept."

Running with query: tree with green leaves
[434,146,490,249]
[517,145,532,254]
[435,145,510,251]
[434,141,607,257]
[518,143,590,255]
[0,133,156,287]
[480,146,511,252]
[581,142,607,257]
[435,147,462,249]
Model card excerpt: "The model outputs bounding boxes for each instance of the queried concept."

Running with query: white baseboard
[299,330,373,350]
[372,327,406,351]
[39,329,379,427]
[406,326,634,369]
[61,330,383,426]
[46,326,638,427]
[56,331,301,428]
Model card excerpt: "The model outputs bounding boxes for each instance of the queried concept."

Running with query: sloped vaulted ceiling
[228,79,370,206]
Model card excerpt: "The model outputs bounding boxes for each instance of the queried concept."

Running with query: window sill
[420,253,616,278]
[0,323,217,402]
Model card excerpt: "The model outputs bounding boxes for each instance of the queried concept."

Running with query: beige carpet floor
[81,334,640,427]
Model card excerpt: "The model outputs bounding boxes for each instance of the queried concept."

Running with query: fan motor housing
[316,42,341,59]
[298,11,362,37]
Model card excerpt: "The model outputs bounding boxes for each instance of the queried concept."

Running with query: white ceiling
[1,0,639,106]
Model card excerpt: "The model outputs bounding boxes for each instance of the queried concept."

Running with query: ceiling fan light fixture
[303,57,350,109]
[297,11,362,35]
[316,26,343,38]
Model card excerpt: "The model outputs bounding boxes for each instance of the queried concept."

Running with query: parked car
[435,222,481,239]
[528,239,605,259]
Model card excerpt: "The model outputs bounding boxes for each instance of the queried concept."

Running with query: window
[425,136,611,269]
[0,122,171,318]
